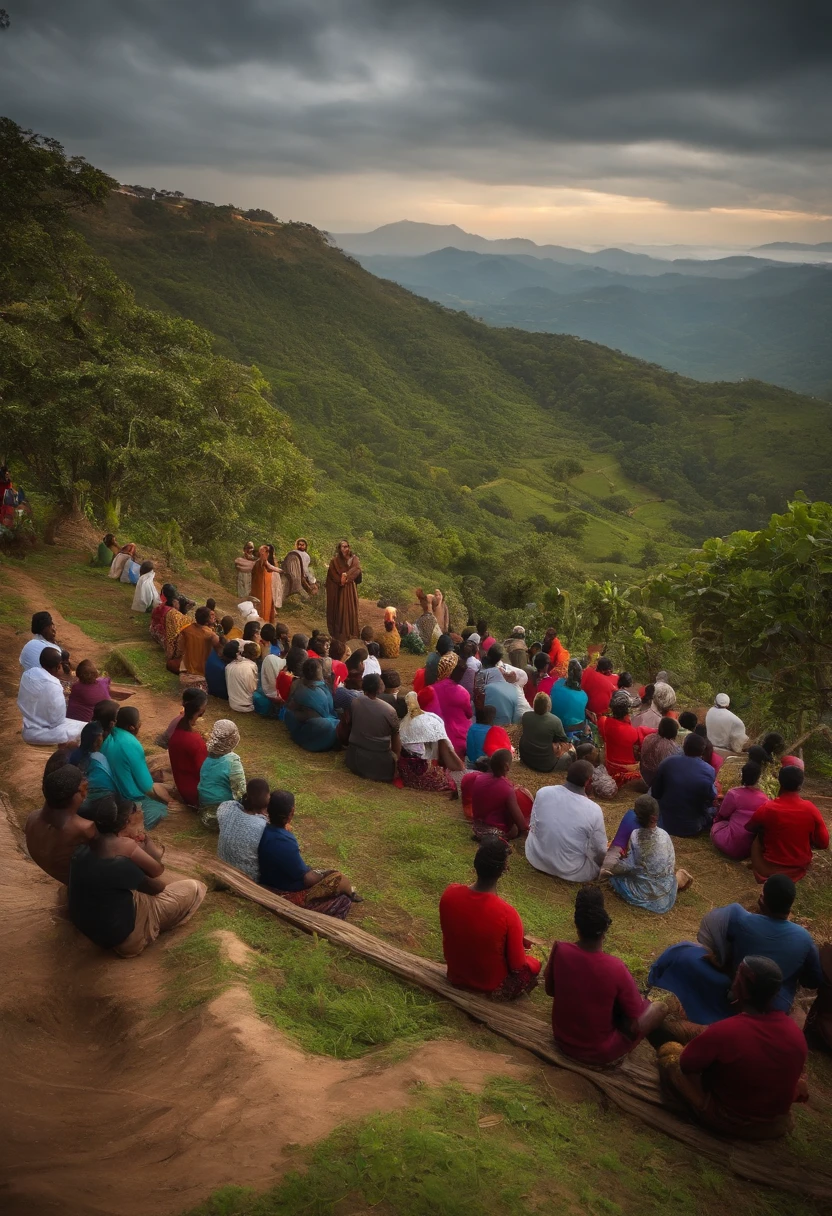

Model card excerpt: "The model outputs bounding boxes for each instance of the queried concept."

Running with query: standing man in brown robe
[326,540,362,642]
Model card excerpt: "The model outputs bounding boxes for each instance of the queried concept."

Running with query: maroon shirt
[66,676,112,723]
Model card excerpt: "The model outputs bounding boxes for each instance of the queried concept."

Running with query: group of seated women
[439,849,823,1140]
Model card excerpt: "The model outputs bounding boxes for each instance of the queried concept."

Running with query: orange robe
[250,557,275,624]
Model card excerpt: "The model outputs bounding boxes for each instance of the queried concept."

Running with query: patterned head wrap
[405,690,423,719]
[207,719,240,757]
[652,682,677,712]
[437,652,459,680]
[610,689,634,715]
[566,658,583,690]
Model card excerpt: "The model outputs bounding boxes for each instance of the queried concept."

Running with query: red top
[331,659,348,687]
[746,793,829,872]
[66,676,113,724]
[483,726,512,755]
[439,884,537,992]
[545,942,647,1064]
[167,723,208,807]
[276,670,295,702]
[536,674,557,698]
[680,1011,807,1120]
[464,771,516,831]
[596,715,655,766]
[580,667,619,716]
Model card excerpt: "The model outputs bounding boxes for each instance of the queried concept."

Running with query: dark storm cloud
[2,0,831,206]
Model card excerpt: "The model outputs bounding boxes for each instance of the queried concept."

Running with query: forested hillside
[77,195,832,560]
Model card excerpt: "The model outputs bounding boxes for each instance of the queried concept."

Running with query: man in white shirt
[19,611,61,670]
[525,759,608,882]
[261,646,286,703]
[705,693,748,754]
[18,647,86,745]
[225,643,260,713]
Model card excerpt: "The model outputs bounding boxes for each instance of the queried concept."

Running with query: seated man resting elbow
[657,955,808,1140]
[68,793,206,957]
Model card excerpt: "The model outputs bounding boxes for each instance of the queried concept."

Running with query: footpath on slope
[0,561,539,1216]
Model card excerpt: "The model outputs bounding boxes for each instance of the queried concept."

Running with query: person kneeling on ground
[746,764,829,883]
[603,794,692,914]
[68,793,206,958]
[258,790,359,919]
[544,886,668,1065]
[657,955,808,1140]
[26,761,95,884]
[439,836,541,1000]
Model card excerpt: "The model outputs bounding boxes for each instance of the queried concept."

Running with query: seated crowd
[13,536,832,1145]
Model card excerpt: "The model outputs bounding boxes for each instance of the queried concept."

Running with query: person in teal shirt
[197,719,247,830]
[100,706,171,829]
[549,659,590,738]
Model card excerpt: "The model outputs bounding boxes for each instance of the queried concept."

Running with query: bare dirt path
[0,565,542,1216]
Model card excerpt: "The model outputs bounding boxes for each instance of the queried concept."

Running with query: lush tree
[0,119,311,540]
[649,498,832,724]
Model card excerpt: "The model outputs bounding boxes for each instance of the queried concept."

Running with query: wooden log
[165,848,832,1200]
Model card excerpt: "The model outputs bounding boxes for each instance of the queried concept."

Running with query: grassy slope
[3,547,832,1216]
[76,198,832,575]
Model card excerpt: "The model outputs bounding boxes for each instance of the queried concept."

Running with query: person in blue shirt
[257,790,360,919]
[100,706,171,829]
[205,640,236,700]
[549,659,590,739]
[648,874,822,1024]
[651,733,717,837]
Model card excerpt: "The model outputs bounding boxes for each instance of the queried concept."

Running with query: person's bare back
[25,804,95,885]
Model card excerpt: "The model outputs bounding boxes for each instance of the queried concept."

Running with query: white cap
[715,693,730,708]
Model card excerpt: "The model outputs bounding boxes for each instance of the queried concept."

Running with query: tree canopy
[0,119,311,540]
[649,497,832,723]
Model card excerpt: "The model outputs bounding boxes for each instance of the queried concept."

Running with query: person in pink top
[711,760,768,860]
[66,659,114,724]
[432,652,473,758]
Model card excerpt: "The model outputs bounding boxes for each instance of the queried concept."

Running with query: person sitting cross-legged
[710,760,767,860]
[604,794,691,914]
[217,777,270,882]
[463,750,531,841]
[167,689,209,809]
[545,887,668,1064]
[439,836,541,1000]
[101,706,172,830]
[657,956,808,1140]
[647,873,822,1027]
[525,759,607,882]
[258,790,359,918]
[68,793,206,957]
[651,733,717,837]
[18,647,86,746]
[746,764,829,883]
[25,761,95,885]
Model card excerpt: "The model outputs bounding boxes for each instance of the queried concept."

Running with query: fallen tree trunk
[166,848,832,1199]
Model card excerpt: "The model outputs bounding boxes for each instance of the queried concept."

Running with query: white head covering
[237,600,260,623]
[468,633,481,646]
[715,693,730,708]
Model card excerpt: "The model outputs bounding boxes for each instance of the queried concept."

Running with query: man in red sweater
[581,657,619,717]
[439,836,540,999]
[658,955,808,1139]
[746,765,829,882]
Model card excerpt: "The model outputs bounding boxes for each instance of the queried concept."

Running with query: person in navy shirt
[651,733,717,836]
[257,790,360,919]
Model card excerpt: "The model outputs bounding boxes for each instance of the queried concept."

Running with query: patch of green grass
[160,905,464,1058]
[182,1077,817,1216]
[107,642,181,693]
[0,570,28,625]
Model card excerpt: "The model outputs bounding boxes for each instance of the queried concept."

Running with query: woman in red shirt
[167,688,209,808]
[596,690,655,789]
[461,750,531,840]
[746,765,830,882]
[440,836,540,999]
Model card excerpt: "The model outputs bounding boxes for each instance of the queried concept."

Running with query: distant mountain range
[333,225,832,398]
[752,241,832,252]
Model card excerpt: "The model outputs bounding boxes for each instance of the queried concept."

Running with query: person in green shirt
[197,718,247,830]
[92,533,118,567]
[519,692,571,773]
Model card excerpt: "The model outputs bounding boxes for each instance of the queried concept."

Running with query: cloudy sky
[2,0,831,246]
